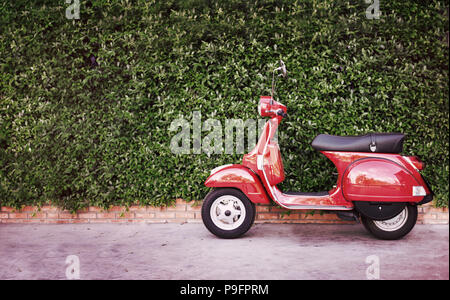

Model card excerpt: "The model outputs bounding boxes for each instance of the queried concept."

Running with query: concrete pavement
[0,223,448,280]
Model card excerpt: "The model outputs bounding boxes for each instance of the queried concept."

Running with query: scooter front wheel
[201,188,256,239]
[361,205,418,240]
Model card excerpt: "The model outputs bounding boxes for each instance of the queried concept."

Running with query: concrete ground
[0,223,448,280]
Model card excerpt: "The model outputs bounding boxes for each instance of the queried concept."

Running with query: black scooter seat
[311,133,405,153]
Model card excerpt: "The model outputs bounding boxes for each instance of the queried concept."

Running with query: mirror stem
[271,69,276,104]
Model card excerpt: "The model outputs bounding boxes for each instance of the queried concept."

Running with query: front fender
[205,164,270,204]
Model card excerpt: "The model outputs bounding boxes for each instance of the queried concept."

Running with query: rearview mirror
[279,60,287,78]
[271,59,287,103]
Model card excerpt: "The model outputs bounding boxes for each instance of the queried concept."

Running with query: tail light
[405,156,425,171]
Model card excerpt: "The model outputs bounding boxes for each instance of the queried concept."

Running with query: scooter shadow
[242,223,414,245]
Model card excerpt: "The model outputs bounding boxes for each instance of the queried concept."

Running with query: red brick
[71,219,89,224]
[96,213,116,219]
[76,207,90,213]
[301,213,339,220]
[166,205,184,211]
[9,213,28,219]
[155,212,176,219]
[29,212,46,219]
[423,219,448,225]
[176,203,188,210]
[89,207,104,212]
[45,219,72,224]
[1,207,15,212]
[421,208,431,215]
[187,204,201,212]
[423,213,437,220]
[135,213,156,219]
[117,212,135,218]
[437,213,449,220]
[0,212,8,219]
[147,206,166,212]
[185,200,197,206]
[430,207,447,213]
[257,213,279,220]
[58,213,77,219]
[127,219,149,224]
[107,206,124,212]
[77,213,97,219]
[175,212,196,219]
[279,213,300,220]
[270,206,288,213]
[20,206,36,212]
[255,219,293,224]
[110,219,129,223]
[128,205,147,212]
[256,205,270,212]
[40,205,59,212]
[176,198,187,205]
[21,219,45,223]
[89,219,113,224]
[318,213,341,220]
[2,219,26,223]
[46,213,59,219]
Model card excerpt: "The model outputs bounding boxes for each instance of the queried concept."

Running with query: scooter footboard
[204,164,271,204]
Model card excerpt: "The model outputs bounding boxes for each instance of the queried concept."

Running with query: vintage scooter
[201,60,433,240]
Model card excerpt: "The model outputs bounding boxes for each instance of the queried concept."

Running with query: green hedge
[0,0,448,211]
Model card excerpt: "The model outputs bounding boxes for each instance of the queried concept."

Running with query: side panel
[204,164,271,204]
[342,158,421,202]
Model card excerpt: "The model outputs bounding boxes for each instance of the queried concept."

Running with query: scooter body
[202,61,433,240]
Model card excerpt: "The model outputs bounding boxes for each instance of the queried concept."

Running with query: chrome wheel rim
[373,207,408,232]
[210,195,246,230]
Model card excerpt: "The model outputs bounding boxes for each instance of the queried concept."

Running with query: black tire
[361,205,418,240]
[201,188,256,239]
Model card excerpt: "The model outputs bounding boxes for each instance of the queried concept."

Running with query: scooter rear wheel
[201,188,256,239]
[361,205,418,240]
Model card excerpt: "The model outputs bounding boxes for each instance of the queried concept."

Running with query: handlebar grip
[276,110,287,118]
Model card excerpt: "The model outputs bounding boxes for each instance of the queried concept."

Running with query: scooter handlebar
[276,109,287,118]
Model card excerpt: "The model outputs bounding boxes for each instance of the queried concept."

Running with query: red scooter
[202,60,433,240]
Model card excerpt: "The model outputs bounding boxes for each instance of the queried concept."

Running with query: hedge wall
[0,0,448,211]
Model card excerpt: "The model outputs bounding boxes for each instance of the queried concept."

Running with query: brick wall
[418,202,449,224]
[0,199,448,224]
